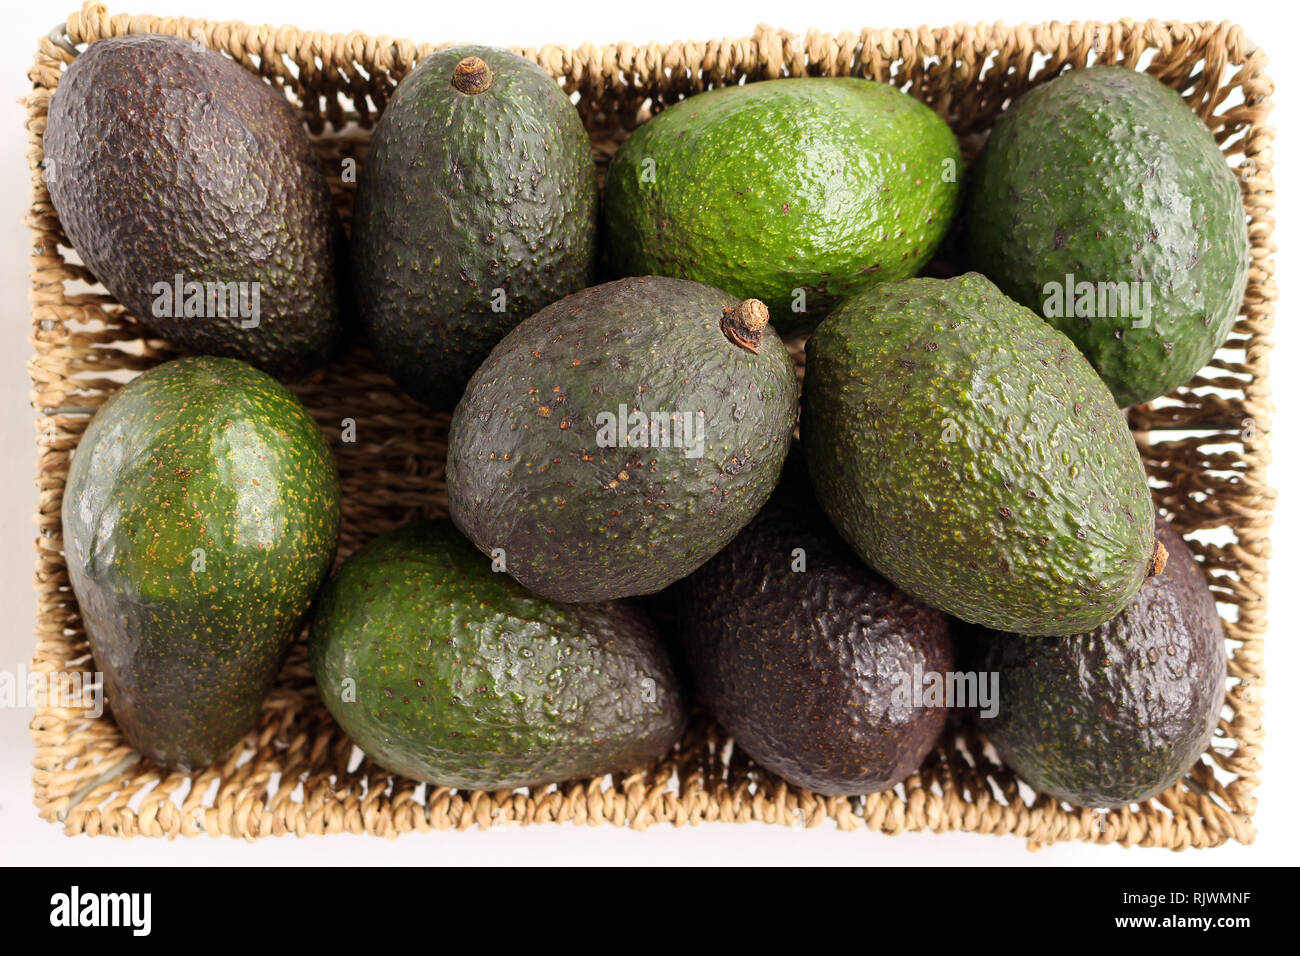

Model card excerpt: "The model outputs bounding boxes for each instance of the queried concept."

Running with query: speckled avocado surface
[62,356,342,770]
[352,45,598,409]
[964,66,1249,407]
[604,77,963,332]
[43,34,349,379]
[678,456,954,796]
[970,519,1227,808]
[447,275,799,603]
[802,273,1156,636]
[307,519,686,789]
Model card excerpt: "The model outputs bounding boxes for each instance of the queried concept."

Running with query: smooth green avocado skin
[964,66,1249,408]
[43,35,349,380]
[352,45,598,409]
[802,273,1154,636]
[63,356,342,770]
[604,77,963,332]
[308,519,687,789]
[971,519,1227,808]
[678,456,954,797]
[446,276,799,604]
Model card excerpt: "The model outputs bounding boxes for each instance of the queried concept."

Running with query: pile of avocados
[49,35,1244,812]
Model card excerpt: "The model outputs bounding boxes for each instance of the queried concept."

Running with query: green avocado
[677,454,954,796]
[970,519,1227,808]
[447,276,799,603]
[44,35,349,379]
[802,273,1157,636]
[63,356,342,770]
[964,66,1249,407]
[604,77,963,332]
[352,46,598,409]
[308,519,686,789]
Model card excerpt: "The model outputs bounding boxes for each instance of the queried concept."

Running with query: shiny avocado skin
[352,45,598,409]
[447,276,799,604]
[308,519,687,789]
[604,77,963,332]
[43,34,349,379]
[63,356,342,770]
[802,273,1155,636]
[964,66,1249,407]
[971,519,1227,808]
[678,458,954,796]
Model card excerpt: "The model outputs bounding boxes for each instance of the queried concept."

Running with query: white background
[1,0,1293,866]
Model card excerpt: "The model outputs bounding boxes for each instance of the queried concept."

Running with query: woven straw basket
[25,1,1275,847]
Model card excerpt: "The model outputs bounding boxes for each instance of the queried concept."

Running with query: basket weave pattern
[26,2,1275,846]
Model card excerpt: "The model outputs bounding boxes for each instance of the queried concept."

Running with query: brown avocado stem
[452,56,493,94]
[721,298,769,354]
[1148,540,1169,577]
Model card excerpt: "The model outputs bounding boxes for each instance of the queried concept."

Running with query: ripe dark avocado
[447,276,799,603]
[802,273,1158,636]
[604,77,963,332]
[308,519,686,789]
[964,66,1249,407]
[678,459,954,796]
[44,35,349,379]
[352,45,598,409]
[63,356,342,770]
[971,519,1227,808]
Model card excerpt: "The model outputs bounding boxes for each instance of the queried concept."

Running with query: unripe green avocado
[308,519,687,789]
[353,45,598,409]
[971,519,1226,808]
[604,77,963,332]
[44,35,350,379]
[802,273,1157,636]
[964,66,1249,407]
[63,356,342,770]
[447,276,799,603]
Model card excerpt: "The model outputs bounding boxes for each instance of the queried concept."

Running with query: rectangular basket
[26,1,1275,846]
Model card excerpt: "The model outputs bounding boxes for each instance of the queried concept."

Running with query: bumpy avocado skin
[802,273,1154,636]
[678,458,954,796]
[447,276,799,603]
[43,35,349,379]
[604,77,963,332]
[964,66,1249,408]
[63,357,342,770]
[352,45,598,409]
[971,520,1227,808]
[308,519,686,789]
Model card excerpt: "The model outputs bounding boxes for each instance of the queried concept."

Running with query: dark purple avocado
[676,455,955,796]
[44,34,348,378]
[971,518,1227,808]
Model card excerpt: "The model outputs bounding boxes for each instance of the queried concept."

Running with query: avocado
[308,519,686,789]
[352,46,598,409]
[802,273,1158,636]
[604,77,963,332]
[678,456,954,796]
[970,519,1227,808]
[447,276,799,603]
[44,35,349,379]
[63,356,342,770]
[963,66,1249,407]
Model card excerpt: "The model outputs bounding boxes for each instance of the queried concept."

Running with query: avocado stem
[1148,540,1169,577]
[721,298,770,354]
[452,56,493,94]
